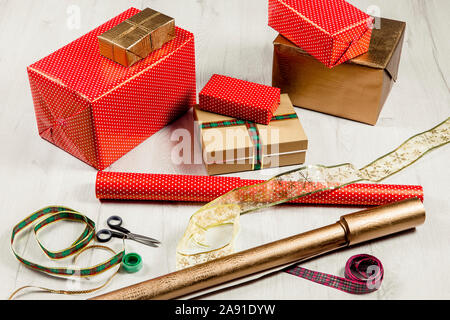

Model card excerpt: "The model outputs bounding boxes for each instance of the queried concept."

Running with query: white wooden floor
[1,0,449,300]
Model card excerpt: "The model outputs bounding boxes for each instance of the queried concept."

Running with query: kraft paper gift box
[194,94,308,176]
[199,74,281,125]
[27,8,196,170]
[272,17,406,125]
[268,0,374,68]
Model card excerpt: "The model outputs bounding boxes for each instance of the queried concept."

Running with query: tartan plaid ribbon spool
[285,254,384,294]
[9,206,124,299]
[200,113,298,170]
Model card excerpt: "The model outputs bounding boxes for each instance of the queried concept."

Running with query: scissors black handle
[98,215,161,247]
[107,215,130,234]
[96,229,126,243]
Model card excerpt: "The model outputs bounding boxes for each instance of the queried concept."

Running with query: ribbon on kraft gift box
[200,113,299,170]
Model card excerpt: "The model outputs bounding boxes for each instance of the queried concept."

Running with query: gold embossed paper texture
[98,8,175,67]
[91,198,426,300]
[273,17,406,125]
[194,94,308,175]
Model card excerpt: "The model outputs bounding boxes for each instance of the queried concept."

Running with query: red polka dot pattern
[199,74,281,125]
[243,180,424,206]
[268,0,374,68]
[96,171,242,202]
[96,171,424,206]
[27,8,197,170]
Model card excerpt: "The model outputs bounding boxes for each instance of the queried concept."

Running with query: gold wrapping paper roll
[91,198,425,300]
[340,198,425,245]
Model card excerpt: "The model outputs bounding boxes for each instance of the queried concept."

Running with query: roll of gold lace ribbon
[176,118,450,269]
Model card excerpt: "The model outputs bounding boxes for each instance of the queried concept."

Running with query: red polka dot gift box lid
[268,0,374,68]
[199,74,281,125]
[27,8,196,170]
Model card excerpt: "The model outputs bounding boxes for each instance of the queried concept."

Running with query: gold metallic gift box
[273,18,406,125]
[194,94,308,175]
[98,8,175,67]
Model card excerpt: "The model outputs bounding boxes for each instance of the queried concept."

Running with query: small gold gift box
[98,8,175,67]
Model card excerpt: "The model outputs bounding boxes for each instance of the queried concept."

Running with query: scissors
[96,215,161,248]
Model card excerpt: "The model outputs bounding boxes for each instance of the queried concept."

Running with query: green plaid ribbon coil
[200,113,298,170]
[11,206,124,278]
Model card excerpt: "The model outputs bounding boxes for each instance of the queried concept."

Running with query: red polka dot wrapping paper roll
[27,8,196,170]
[199,74,281,125]
[268,0,374,68]
[95,172,424,206]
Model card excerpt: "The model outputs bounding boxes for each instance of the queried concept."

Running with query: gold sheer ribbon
[176,118,450,269]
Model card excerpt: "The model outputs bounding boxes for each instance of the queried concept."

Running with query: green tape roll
[122,253,143,273]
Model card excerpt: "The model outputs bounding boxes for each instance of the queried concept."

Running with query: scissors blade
[129,233,161,244]
[128,234,160,247]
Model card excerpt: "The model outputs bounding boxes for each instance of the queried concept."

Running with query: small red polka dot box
[199,74,281,125]
[268,0,374,68]
[27,8,196,170]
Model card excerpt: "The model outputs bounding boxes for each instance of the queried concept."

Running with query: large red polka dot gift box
[268,0,374,68]
[199,74,281,125]
[27,8,196,170]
